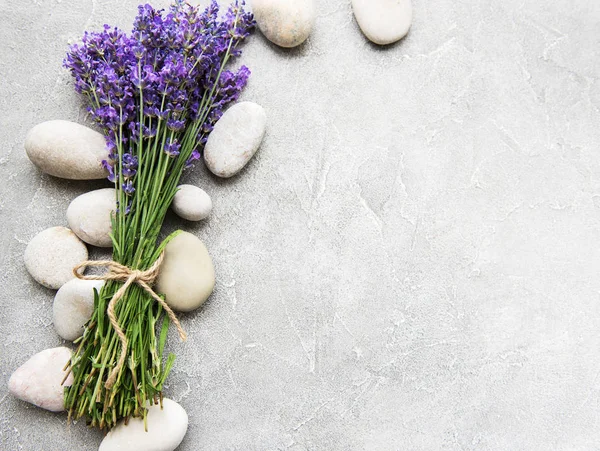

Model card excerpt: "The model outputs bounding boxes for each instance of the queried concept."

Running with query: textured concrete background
[2,0,600,449]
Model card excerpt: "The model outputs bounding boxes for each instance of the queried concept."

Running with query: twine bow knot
[73,253,187,389]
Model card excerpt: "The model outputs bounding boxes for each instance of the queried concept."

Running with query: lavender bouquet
[63,0,254,429]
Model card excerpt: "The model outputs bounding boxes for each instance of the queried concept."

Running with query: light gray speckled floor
[2,0,600,450]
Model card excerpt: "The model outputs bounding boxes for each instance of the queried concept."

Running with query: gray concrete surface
[2,0,600,449]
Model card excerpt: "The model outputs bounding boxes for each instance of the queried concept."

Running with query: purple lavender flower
[164,138,181,157]
[116,200,132,215]
[64,0,255,182]
[122,153,138,178]
[167,118,185,131]
[102,160,116,183]
[122,180,136,195]
[106,139,118,162]
[185,148,201,168]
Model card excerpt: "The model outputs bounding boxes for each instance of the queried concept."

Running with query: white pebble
[251,0,316,48]
[156,231,215,312]
[53,279,104,341]
[172,185,212,221]
[24,120,108,180]
[24,226,88,290]
[99,398,188,451]
[204,102,266,178]
[8,347,73,412]
[67,188,115,248]
[352,0,412,45]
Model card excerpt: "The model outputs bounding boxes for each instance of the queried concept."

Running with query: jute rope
[73,253,187,389]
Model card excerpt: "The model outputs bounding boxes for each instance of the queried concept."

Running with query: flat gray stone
[99,399,188,451]
[172,185,212,222]
[24,120,108,180]
[66,188,115,248]
[352,0,412,45]
[53,278,103,341]
[156,231,215,312]
[251,0,316,48]
[24,226,88,290]
[204,102,266,178]
[8,347,74,412]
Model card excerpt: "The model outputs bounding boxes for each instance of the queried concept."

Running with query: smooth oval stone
[156,231,215,312]
[24,226,88,290]
[352,0,412,45]
[8,347,73,412]
[172,185,212,222]
[67,188,115,247]
[99,398,188,451]
[204,102,266,178]
[53,279,104,341]
[25,120,108,180]
[251,0,316,48]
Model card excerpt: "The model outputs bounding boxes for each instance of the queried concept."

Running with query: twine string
[73,253,187,389]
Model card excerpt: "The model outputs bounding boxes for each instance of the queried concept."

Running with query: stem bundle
[62,1,255,429]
